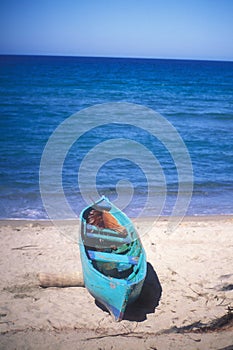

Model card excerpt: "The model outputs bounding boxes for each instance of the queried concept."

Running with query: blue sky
[0,0,233,61]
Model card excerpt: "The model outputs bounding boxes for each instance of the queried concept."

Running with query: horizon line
[0,53,233,63]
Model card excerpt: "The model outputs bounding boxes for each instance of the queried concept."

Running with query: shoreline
[1,213,233,226]
[0,216,232,349]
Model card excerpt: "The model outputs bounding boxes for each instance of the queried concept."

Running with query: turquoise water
[0,55,233,219]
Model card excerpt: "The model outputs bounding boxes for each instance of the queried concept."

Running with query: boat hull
[80,243,146,321]
[79,197,147,321]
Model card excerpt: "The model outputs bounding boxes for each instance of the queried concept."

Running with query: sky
[0,0,233,61]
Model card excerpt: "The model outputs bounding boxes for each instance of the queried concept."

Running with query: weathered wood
[38,272,84,288]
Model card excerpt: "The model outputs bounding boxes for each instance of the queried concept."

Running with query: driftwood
[38,272,84,288]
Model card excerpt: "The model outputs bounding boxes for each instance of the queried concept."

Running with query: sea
[0,55,233,220]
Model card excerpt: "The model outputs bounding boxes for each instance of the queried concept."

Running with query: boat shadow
[95,262,162,322]
[124,262,162,322]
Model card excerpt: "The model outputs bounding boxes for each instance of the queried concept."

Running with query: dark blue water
[1,55,233,219]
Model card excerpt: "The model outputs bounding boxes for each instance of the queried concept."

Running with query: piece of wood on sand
[38,272,84,288]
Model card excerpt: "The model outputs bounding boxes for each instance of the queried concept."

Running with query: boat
[79,196,147,321]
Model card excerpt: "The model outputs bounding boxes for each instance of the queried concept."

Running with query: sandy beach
[0,216,232,350]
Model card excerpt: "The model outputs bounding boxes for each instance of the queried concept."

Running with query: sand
[0,217,232,350]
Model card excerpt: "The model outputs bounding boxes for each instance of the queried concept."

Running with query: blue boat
[79,196,147,321]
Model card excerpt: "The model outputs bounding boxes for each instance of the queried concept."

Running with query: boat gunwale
[80,241,145,286]
[79,196,146,284]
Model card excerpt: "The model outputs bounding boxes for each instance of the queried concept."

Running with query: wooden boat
[79,196,147,321]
